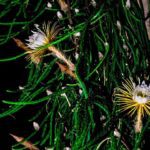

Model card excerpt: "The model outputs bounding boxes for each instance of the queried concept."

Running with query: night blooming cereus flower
[25,22,60,64]
[25,22,75,70]
[114,78,150,133]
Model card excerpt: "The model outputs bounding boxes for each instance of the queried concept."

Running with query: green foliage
[0,0,150,149]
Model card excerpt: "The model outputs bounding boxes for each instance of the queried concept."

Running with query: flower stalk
[48,46,75,71]
[135,106,142,133]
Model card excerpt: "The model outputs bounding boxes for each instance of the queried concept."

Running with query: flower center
[134,92,148,103]
[133,87,150,104]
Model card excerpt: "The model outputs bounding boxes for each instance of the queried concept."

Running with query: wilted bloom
[57,62,76,79]
[114,78,150,133]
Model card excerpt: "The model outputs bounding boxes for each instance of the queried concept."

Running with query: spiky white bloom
[26,22,60,50]
[25,22,75,70]
[133,81,150,104]
[26,24,48,50]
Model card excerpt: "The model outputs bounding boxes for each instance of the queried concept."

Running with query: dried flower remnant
[114,78,150,133]
[56,62,76,79]
[48,46,75,71]
[57,0,69,13]
[10,134,39,150]
[13,38,43,64]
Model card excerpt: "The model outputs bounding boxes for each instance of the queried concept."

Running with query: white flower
[133,81,150,104]
[114,78,150,133]
[25,22,75,70]
[26,22,60,50]
[25,22,61,64]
